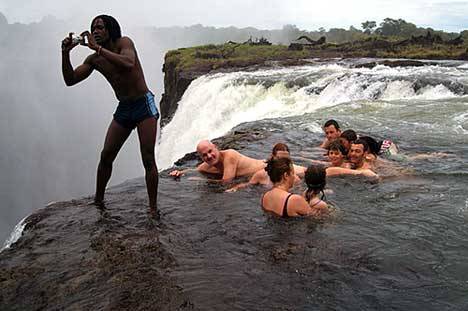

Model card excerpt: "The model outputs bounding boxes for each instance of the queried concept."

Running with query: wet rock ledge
[0,190,191,310]
[0,129,267,311]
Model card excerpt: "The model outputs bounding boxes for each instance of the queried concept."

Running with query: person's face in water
[339,137,351,154]
[91,18,109,45]
[197,143,220,166]
[349,143,366,167]
[328,149,345,167]
[324,125,341,141]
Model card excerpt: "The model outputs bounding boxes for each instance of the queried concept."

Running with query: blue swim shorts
[113,91,159,129]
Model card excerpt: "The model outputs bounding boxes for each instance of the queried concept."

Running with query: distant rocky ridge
[159,37,468,123]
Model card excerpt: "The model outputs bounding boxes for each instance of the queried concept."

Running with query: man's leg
[95,120,132,205]
[136,117,158,211]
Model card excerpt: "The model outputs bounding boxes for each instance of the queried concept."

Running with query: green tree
[375,18,402,36]
[375,18,419,38]
[361,21,376,34]
[399,21,418,37]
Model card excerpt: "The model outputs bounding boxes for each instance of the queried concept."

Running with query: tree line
[287,17,464,44]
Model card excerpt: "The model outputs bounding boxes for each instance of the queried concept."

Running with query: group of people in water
[170,119,398,218]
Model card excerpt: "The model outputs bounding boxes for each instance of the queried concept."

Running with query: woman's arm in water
[326,167,379,179]
[225,182,250,193]
[289,195,318,217]
[326,167,361,177]
[225,170,264,192]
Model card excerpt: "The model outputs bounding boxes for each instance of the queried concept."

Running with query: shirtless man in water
[326,139,378,179]
[61,15,159,212]
[170,140,265,183]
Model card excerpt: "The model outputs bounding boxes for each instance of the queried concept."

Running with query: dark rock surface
[0,183,192,311]
[354,59,439,69]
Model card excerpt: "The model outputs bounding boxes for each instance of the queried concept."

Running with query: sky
[1,0,468,32]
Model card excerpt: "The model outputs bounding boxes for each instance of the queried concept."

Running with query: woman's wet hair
[265,157,293,183]
[271,143,290,156]
[328,140,347,155]
[304,165,327,202]
[340,129,357,143]
[358,136,379,155]
[91,15,122,42]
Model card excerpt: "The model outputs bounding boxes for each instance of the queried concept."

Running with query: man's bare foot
[149,207,160,220]
[90,199,106,209]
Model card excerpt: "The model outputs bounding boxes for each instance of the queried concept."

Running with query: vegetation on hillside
[165,40,468,73]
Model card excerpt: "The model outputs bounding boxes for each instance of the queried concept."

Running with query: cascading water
[157,60,468,169]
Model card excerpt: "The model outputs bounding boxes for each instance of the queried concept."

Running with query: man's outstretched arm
[169,168,196,178]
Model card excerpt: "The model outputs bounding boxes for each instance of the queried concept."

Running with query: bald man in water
[170,140,265,182]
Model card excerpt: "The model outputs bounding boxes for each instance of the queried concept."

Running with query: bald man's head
[196,140,213,152]
[197,140,220,166]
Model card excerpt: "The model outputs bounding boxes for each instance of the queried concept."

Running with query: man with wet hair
[348,139,374,170]
[326,139,378,178]
[61,15,159,212]
[170,140,265,183]
[320,119,342,149]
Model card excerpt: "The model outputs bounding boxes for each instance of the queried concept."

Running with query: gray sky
[1,0,468,32]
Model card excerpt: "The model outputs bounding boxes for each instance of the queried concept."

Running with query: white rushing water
[1,217,27,252]
[157,62,467,169]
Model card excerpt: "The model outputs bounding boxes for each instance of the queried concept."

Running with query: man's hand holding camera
[80,31,100,52]
[61,32,80,53]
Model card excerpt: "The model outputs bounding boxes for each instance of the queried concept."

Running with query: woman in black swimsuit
[260,157,316,218]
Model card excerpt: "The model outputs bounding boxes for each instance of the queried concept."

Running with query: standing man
[61,15,159,212]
